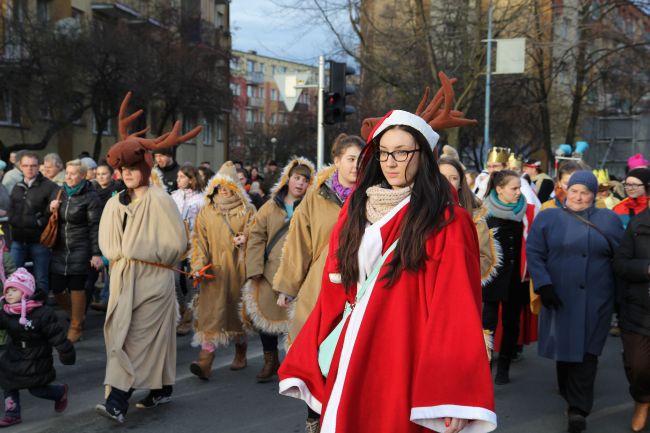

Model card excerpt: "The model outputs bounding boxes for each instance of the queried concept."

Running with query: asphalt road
[4,309,637,433]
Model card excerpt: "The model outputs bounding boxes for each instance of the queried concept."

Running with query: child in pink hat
[0,268,76,427]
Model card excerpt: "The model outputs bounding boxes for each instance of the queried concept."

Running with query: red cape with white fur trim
[278,198,496,433]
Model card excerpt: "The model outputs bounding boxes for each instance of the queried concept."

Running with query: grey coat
[526,207,624,362]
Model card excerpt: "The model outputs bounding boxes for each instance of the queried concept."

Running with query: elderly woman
[49,160,102,343]
[43,153,65,187]
[527,171,624,433]
[613,173,650,432]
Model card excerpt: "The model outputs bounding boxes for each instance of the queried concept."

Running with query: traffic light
[324,61,355,125]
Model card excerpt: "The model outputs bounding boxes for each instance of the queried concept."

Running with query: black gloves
[59,346,76,365]
[537,285,563,310]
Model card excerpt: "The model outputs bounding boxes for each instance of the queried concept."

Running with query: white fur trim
[411,405,497,433]
[203,173,252,209]
[279,378,322,414]
[270,156,316,197]
[240,279,288,335]
[370,110,440,150]
[328,273,342,284]
[149,167,168,193]
[481,227,503,287]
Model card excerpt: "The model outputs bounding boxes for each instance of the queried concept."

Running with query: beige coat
[190,168,256,348]
[473,205,501,287]
[272,166,342,345]
[99,186,187,391]
[242,158,315,335]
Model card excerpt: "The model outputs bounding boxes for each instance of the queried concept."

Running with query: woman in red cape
[278,108,496,433]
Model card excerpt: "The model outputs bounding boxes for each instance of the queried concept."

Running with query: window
[214,2,225,28]
[270,113,277,125]
[232,108,240,121]
[230,83,240,96]
[92,115,112,136]
[257,62,265,73]
[271,89,277,101]
[247,60,255,73]
[182,113,198,142]
[0,90,20,126]
[246,109,254,123]
[247,85,256,98]
[216,117,224,141]
[271,65,276,75]
[202,117,213,145]
[230,57,240,71]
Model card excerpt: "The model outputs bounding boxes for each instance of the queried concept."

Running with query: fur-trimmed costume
[272,165,344,346]
[473,205,502,287]
[190,162,256,348]
[242,157,315,335]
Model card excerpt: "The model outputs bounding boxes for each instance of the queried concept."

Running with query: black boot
[495,356,511,385]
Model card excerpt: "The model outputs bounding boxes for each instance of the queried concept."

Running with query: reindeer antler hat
[106,92,202,187]
[360,72,477,150]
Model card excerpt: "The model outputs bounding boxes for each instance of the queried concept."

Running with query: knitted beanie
[568,171,598,195]
[627,168,650,189]
[3,268,36,325]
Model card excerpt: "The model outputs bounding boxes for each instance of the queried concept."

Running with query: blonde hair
[66,159,88,177]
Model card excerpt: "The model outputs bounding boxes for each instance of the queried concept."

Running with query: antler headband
[360,72,477,143]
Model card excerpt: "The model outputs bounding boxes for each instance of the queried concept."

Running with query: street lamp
[270,137,277,160]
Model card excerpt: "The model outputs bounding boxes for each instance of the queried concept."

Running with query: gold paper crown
[593,169,611,187]
[487,147,511,164]
[508,152,524,169]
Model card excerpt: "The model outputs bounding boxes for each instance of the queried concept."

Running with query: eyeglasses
[623,182,645,189]
[375,149,420,162]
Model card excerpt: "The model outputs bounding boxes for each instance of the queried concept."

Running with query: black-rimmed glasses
[623,182,645,189]
[374,149,420,162]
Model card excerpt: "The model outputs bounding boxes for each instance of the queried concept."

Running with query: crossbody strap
[221,213,236,237]
[317,239,399,378]
[264,219,291,261]
[562,207,615,254]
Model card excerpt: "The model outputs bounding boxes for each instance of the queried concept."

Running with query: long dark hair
[438,156,481,214]
[337,125,454,290]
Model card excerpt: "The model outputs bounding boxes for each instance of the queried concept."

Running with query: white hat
[368,110,440,150]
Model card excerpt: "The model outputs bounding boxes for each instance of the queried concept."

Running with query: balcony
[247,97,264,108]
[245,71,264,84]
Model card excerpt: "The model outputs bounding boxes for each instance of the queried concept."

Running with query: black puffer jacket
[50,181,101,276]
[614,208,650,336]
[9,174,59,244]
[0,304,75,390]
[92,179,124,213]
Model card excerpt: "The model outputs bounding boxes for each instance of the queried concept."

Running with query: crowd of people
[0,86,648,433]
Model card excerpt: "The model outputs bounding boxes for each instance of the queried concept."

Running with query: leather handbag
[39,189,63,248]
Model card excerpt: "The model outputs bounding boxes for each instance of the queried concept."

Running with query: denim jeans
[101,269,110,304]
[10,241,50,294]
[4,384,65,417]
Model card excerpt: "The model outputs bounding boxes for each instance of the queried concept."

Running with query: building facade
[0,0,231,166]
[229,49,318,164]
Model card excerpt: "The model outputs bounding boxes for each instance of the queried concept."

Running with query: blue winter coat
[526,207,624,362]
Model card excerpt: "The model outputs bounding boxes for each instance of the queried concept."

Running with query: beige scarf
[365,184,411,224]
[215,193,242,214]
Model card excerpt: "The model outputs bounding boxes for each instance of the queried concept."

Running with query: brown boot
[257,350,280,383]
[632,402,650,432]
[190,350,215,380]
[230,342,247,370]
[176,308,193,336]
[67,291,86,343]
[54,293,71,317]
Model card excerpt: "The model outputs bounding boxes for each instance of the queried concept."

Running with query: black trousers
[621,330,650,403]
[556,353,598,415]
[260,332,278,352]
[482,299,521,358]
[106,385,173,414]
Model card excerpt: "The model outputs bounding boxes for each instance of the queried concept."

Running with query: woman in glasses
[614,168,650,228]
[278,106,496,433]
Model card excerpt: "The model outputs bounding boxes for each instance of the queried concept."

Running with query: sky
[230,0,338,66]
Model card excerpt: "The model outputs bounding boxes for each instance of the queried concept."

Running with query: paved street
[5,308,636,433]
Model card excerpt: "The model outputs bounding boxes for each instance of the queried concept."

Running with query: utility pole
[484,0,494,153]
[317,55,325,169]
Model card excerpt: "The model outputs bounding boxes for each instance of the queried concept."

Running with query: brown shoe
[230,342,247,370]
[257,350,280,383]
[176,309,193,336]
[632,402,650,432]
[190,350,215,380]
[67,291,86,343]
